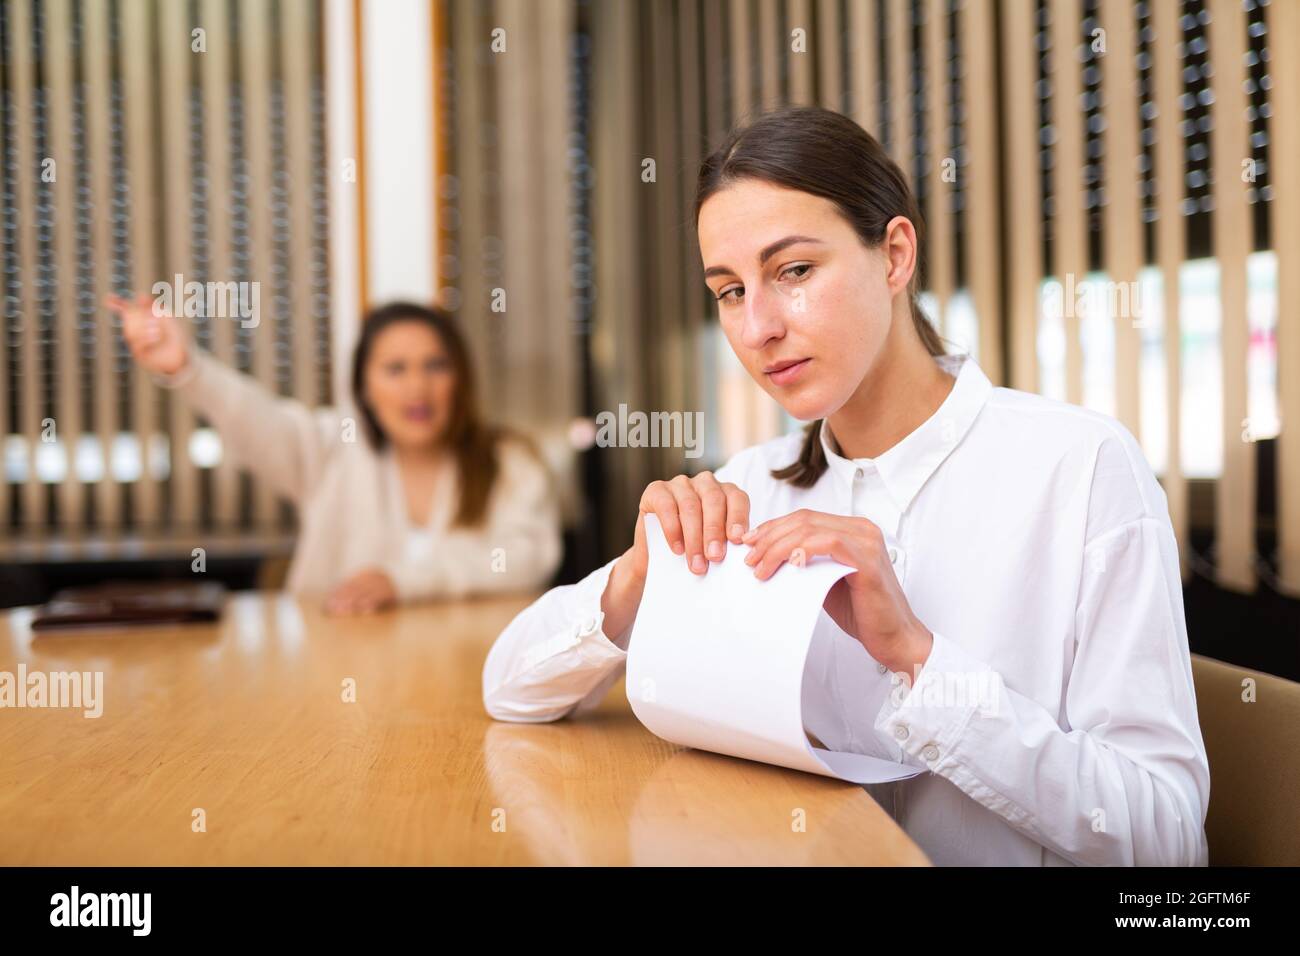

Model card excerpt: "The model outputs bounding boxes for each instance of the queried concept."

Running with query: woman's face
[697,178,911,422]
[362,321,457,451]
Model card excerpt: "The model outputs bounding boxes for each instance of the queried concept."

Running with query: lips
[764,357,811,386]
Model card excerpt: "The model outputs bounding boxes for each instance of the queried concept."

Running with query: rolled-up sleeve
[874,515,1210,866]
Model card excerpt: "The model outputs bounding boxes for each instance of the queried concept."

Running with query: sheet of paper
[625,514,925,784]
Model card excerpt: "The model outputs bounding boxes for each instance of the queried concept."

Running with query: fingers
[667,475,706,574]
[640,481,683,555]
[691,472,729,564]
[722,482,750,543]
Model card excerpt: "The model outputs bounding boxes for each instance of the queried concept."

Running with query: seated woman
[480,106,1209,867]
[108,295,562,614]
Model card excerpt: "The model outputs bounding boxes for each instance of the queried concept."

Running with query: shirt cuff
[151,347,201,390]
[873,631,996,772]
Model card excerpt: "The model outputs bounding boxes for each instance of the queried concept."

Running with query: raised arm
[110,292,338,504]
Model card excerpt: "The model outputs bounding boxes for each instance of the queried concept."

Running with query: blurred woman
[108,295,562,614]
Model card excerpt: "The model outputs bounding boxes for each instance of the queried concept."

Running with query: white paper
[626,514,925,784]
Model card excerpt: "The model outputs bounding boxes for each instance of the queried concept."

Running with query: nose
[738,285,786,352]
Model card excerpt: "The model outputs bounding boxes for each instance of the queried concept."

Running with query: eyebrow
[702,234,824,280]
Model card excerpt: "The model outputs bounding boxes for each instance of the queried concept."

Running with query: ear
[882,216,918,296]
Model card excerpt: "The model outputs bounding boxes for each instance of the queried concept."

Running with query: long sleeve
[481,557,632,722]
[872,514,1210,866]
[158,349,338,504]
[480,452,755,723]
[383,440,564,602]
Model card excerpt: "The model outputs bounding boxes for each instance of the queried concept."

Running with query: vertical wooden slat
[848,0,878,136]
[730,0,754,120]
[121,0,162,529]
[498,0,540,426]
[238,0,277,530]
[537,0,576,482]
[887,0,912,165]
[44,0,84,528]
[758,0,780,110]
[1001,0,1042,394]
[1100,0,1142,437]
[450,0,489,413]
[1273,0,1300,595]
[157,0,199,532]
[282,0,317,409]
[83,0,121,530]
[1150,0,1189,580]
[923,0,952,340]
[1207,0,1255,592]
[591,0,643,553]
[788,0,813,105]
[703,0,727,143]
[8,0,44,531]
[679,0,705,431]
[816,0,841,111]
[199,0,238,529]
[1049,0,1085,406]
[961,0,1001,382]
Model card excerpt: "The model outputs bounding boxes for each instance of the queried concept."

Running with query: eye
[715,284,744,304]
[779,263,813,282]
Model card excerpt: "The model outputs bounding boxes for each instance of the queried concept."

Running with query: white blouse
[481,352,1210,866]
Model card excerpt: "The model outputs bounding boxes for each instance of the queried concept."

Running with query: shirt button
[888,546,898,565]
[877,662,888,674]
[893,724,910,741]
[854,467,864,479]
[922,743,941,762]
[578,616,598,636]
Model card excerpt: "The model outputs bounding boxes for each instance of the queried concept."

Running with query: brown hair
[694,105,945,488]
[351,301,507,528]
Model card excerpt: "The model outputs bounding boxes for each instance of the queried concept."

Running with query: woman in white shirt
[481,106,1210,867]
[109,296,562,614]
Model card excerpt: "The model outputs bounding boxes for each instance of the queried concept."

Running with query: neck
[391,442,444,470]
[825,309,954,460]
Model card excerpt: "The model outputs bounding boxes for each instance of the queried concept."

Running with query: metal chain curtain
[0,0,331,540]
[435,0,1297,593]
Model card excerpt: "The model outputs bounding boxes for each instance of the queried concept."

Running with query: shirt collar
[818,353,993,514]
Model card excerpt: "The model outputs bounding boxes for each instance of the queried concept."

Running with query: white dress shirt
[482,353,1211,866]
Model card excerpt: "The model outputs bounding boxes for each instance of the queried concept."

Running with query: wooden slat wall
[3,0,330,541]
[1150,0,1190,580]
[1274,0,1300,596]
[1207,0,1255,593]
[816,0,841,111]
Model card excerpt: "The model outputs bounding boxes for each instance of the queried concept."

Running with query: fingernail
[730,523,744,540]
[691,554,706,573]
[706,540,723,560]
[744,550,757,565]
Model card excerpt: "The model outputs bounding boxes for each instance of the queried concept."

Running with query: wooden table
[0,591,930,865]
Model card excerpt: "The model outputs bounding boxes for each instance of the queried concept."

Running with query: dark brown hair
[351,301,504,528]
[694,105,945,488]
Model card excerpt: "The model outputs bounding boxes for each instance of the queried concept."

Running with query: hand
[106,292,190,377]
[601,472,751,642]
[741,510,933,678]
[324,568,398,616]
